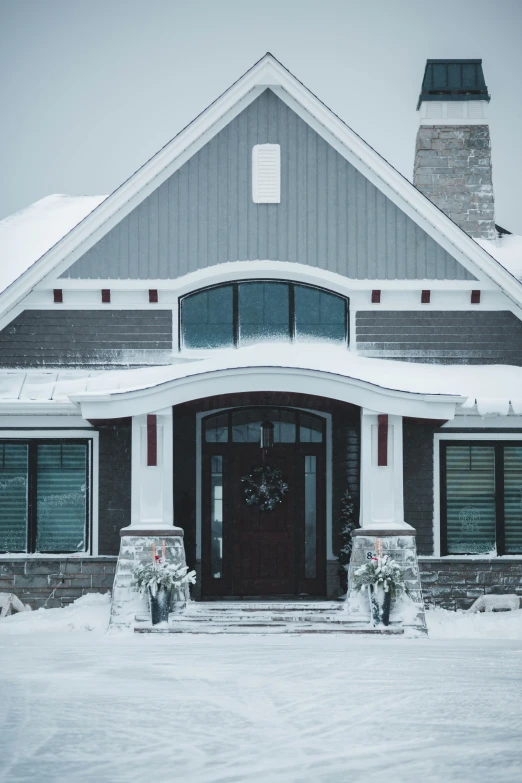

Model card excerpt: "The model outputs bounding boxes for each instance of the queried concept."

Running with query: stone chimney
[414,59,495,240]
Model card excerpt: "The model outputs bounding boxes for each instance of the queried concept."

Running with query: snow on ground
[1,593,521,640]
[0,597,521,783]
[0,194,106,294]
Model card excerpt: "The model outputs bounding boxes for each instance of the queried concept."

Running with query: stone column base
[109,528,189,630]
[345,528,427,635]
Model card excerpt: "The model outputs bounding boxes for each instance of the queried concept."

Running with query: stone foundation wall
[414,124,495,239]
[3,557,522,611]
[419,558,522,610]
[0,558,117,609]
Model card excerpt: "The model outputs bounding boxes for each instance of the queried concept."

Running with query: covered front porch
[67,344,462,607]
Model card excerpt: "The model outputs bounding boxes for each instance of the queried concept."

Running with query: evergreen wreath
[241,465,288,512]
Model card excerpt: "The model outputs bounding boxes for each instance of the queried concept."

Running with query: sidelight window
[180,281,348,350]
[210,456,223,579]
[0,440,90,554]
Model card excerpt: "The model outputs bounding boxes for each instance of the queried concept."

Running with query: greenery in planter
[337,488,358,592]
[132,557,196,597]
[352,555,407,597]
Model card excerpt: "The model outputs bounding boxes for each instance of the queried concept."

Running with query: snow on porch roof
[1,345,522,416]
[50,344,522,420]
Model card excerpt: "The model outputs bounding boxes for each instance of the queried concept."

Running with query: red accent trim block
[377,414,388,467]
[101,289,111,303]
[149,289,159,303]
[371,290,381,304]
[53,289,63,303]
[421,290,430,304]
[147,414,157,467]
[471,290,481,304]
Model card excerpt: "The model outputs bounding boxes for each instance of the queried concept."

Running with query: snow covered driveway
[0,625,521,783]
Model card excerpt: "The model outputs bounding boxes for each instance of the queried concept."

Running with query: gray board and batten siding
[356,311,522,365]
[63,89,474,282]
[0,310,173,368]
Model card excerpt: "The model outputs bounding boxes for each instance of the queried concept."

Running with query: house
[1,54,521,613]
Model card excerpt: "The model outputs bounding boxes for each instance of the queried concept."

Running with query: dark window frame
[440,440,522,556]
[0,439,92,555]
[203,407,325,446]
[179,280,349,351]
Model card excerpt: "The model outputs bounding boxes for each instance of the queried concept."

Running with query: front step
[135,625,403,635]
[133,600,404,635]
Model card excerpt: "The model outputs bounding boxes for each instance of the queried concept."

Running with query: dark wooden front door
[202,407,326,597]
[231,446,296,595]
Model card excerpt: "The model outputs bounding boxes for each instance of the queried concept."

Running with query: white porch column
[360,409,405,528]
[129,407,174,530]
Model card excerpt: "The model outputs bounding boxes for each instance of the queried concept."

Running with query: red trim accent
[101,289,111,303]
[421,289,430,304]
[371,290,381,304]
[377,414,388,467]
[147,414,157,467]
[471,290,481,304]
[149,289,159,303]
[53,289,63,303]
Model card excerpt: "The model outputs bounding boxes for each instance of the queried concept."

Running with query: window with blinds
[0,444,28,552]
[441,442,522,556]
[0,440,89,554]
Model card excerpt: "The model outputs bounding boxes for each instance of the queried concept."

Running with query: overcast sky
[1,0,521,232]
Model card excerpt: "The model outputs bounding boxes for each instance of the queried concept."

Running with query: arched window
[180,281,348,349]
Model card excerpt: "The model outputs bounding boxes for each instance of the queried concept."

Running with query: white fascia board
[37,276,496,292]
[3,54,521,321]
[0,414,94,428]
[0,402,80,415]
[69,366,460,421]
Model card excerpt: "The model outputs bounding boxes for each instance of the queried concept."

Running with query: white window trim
[195,407,333,562]
[433,432,522,559]
[0,430,99,557]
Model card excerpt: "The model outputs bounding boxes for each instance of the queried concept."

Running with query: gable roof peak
[1,53,521,321]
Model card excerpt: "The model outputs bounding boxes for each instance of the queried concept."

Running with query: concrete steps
[133,600,404,635]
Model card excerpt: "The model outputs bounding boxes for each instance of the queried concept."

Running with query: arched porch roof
[69,344,463,420]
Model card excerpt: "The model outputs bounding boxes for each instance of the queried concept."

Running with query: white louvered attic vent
[252,144,281,204]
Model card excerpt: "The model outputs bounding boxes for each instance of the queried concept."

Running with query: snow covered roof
[67,344,522,401]
[0,194,106,295]
[3,345,522,420]
[477,235,522,282]
[0,369,102,401]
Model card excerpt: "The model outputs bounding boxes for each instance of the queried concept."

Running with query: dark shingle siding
[0,310,173,367]
[403,419,435,555]
[357,311,522,365]
[97,421,132,555]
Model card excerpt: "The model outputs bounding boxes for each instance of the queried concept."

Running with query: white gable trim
[2,53,522,322]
